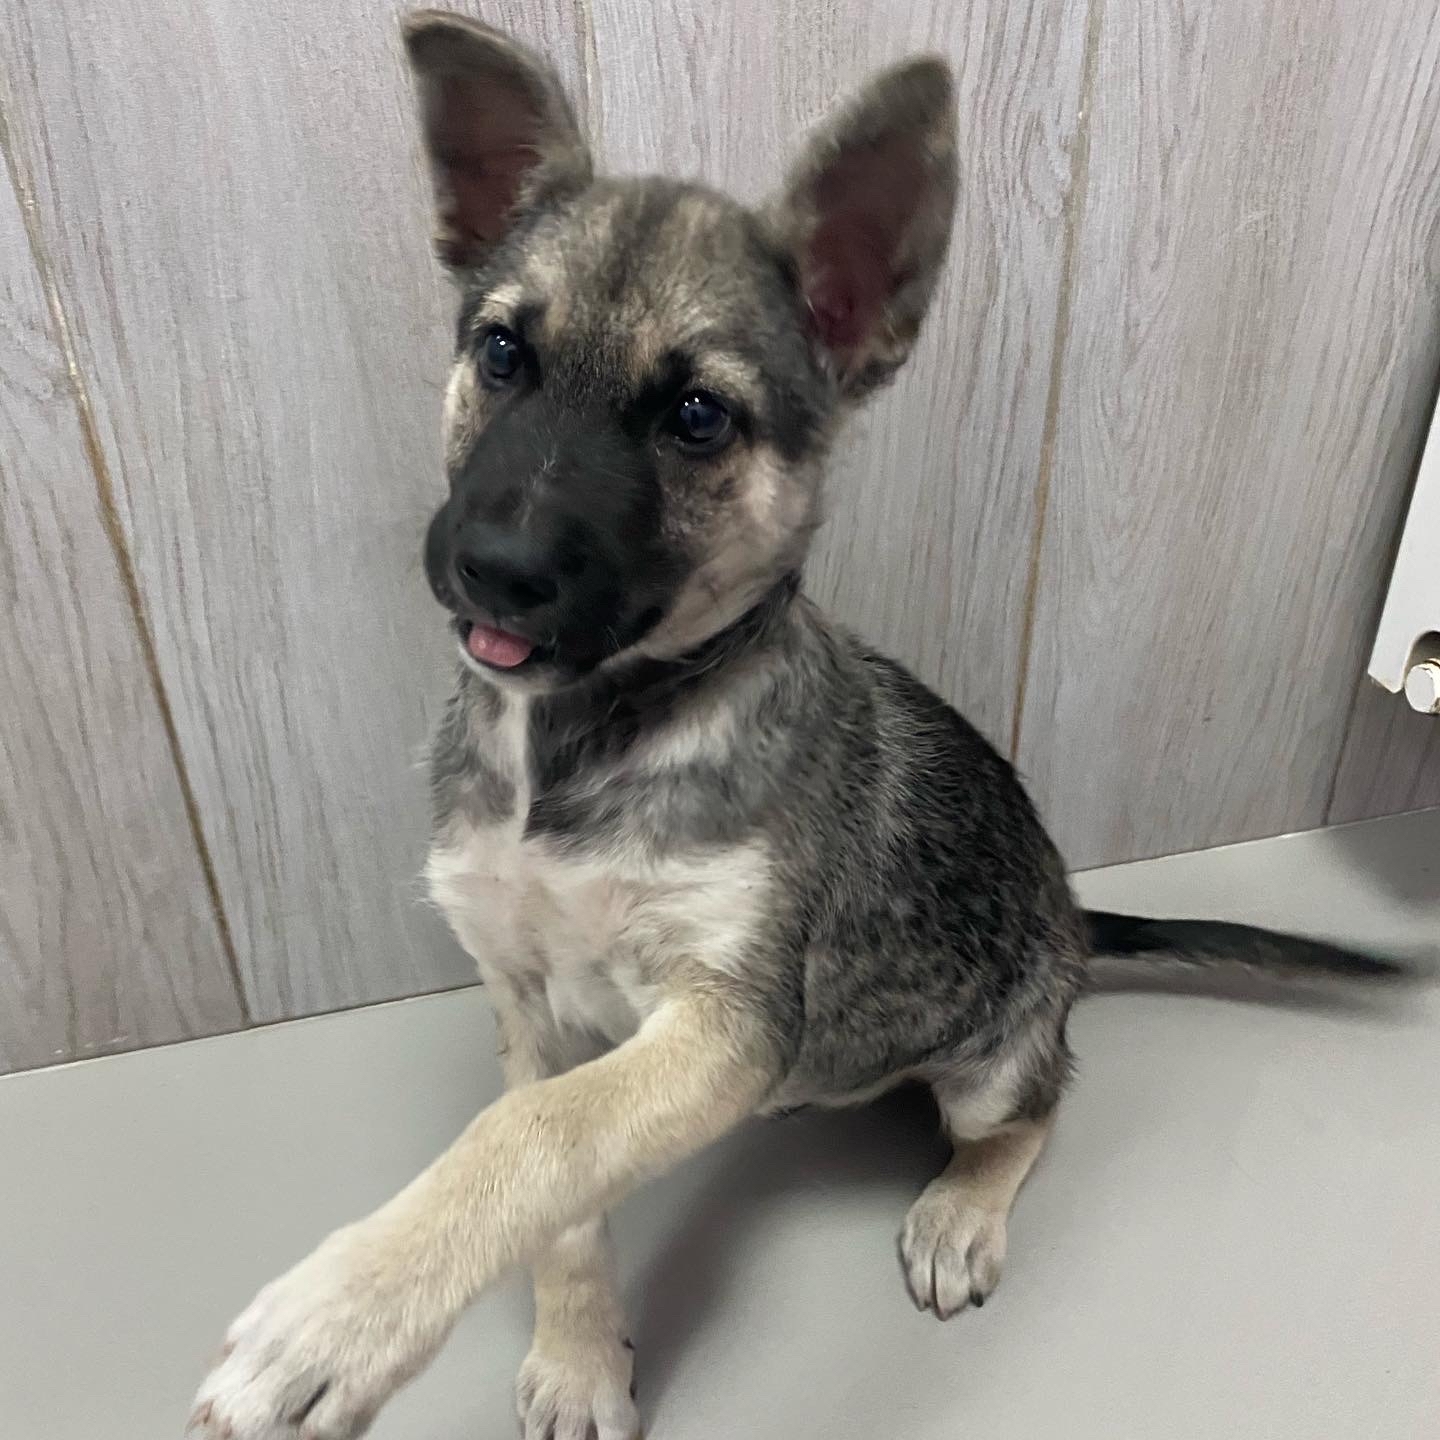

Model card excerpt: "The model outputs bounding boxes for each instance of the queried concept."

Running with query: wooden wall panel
[0,2,587,1023]
[3,0,1438,1069]
[590,0,1090,753]
[0,139,243,1073]
[1328,686,1440,826]
[1329,404,1440,826]
[1016,0,1440,869]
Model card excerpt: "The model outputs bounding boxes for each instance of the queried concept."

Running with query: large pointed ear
[769,57,958,396]
[402,11,592,270]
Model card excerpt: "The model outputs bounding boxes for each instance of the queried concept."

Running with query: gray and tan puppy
[190,15,1395,1439]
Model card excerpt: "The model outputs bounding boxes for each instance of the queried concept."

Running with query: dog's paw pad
[899,1181,1008,1320]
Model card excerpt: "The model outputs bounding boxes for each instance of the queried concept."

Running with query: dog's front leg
[487,982,640,1440]
[517,1216,632,1440]
[189,992,776,1440]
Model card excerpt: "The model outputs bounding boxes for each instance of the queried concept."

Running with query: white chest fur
[425,691,770,1049]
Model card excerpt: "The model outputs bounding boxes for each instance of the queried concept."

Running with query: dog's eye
[479,326,523,385]
[667,391,733,453]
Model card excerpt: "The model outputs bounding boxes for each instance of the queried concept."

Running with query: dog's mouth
[456,618,548,671]
[447,601,665,681]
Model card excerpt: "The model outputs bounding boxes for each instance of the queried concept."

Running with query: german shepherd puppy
[190,14,1395,1439]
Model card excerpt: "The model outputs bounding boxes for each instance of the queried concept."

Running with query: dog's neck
[538,572,799,742]
[455,572,803,786]
[600,571,802,705]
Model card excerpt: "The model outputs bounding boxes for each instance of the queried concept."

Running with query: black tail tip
[1083,909,1413,982]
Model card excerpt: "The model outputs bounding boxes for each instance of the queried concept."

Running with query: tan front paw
[516,1328,640,1440]
[188,1221,453,1439]
[899,1180,1008,1321]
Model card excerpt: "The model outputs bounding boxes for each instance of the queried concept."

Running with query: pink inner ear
[806,219,893,355]
[432,76,544,254]
[802,134,927,361]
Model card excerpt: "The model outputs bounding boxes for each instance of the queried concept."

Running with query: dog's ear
[770,57,958,396]
[403,11,592,271]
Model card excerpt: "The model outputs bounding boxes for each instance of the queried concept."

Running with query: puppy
[189,15,1395,1439]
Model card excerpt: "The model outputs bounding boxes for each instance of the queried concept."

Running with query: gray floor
[2,808,1438,1440]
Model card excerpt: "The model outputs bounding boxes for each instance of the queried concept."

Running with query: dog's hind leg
[899,1049,1062,1320]
[488,984,640,1440]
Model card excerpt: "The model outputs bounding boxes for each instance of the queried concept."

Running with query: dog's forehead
[508,180,792,374]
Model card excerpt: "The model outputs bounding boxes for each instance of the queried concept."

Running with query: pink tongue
[466,623,535,669]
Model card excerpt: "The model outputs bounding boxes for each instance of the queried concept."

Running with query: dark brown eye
[479,325,523,385]
[667,391,733,453]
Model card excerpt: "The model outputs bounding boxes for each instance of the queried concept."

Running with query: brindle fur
[190,16,1397,1440]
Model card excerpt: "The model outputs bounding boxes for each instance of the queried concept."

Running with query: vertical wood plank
[3,0,1437,1079]
[0,138,244,1073]
[0,1,588,1022]
[1018,0,1440,869]
[590,0,1091,751]
[1329,399,1440,824]
[1328,686,1440,825]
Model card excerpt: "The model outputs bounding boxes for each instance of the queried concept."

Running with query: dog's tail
[1082,909,1405,983]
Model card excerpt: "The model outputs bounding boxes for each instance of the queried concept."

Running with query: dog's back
[771,604,1085,1109]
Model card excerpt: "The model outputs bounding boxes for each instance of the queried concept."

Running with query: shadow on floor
[628,1085,946,1405]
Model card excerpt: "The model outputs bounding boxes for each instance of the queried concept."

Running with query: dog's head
[405,12,957,688]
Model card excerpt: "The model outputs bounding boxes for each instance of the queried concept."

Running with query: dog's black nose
[452,526,560,615]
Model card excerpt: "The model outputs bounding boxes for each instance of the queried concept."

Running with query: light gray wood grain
[1017,0,1440,869]
[1328,684,1440,825]
[0,1,587,1023]
[0,139,244,1074]
[590,0,1091,753]
[6,0,1440,1067]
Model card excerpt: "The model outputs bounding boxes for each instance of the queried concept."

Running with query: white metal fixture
[1368,394,1440,715]
[1404,661,1440,716]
